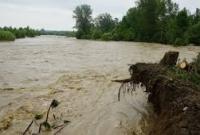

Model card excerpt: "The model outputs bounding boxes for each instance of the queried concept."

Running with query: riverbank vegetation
[0,27,40,41]
[40,29,75,37]
[73,0,200,46]
[0,30,16,41]
[168,53,200,86]
[0,27,76,41]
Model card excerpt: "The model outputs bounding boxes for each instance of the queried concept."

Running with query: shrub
[174,37,188,46]
[101,32,112,41]
[91,29,102,39]
[0,30,16,41]
[122,28,135,41]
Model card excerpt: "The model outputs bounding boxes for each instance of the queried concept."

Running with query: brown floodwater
[0,36,199,135]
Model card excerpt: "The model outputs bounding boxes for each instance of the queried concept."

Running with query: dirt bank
[117,51,200,135]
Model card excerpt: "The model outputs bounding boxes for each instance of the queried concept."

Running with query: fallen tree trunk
[118,51,200,135]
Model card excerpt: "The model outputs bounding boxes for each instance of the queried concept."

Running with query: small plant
[22,99,70,135]
[39,99,60,133]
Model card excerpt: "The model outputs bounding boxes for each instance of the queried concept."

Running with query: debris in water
[22,99,70,135]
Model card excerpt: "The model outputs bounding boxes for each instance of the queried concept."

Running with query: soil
[121,51,200,135]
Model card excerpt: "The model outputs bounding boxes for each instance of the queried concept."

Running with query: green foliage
[0,30,16,41]
[101,33,112,41]
[169,67,200,86]
[95,13,116,33]
[136,0,158,41]
[188,22,200,45]
[73,4,92,39]
[0,26,40,41]
[73,1,200,46]
[121,28,135,41]
[176,8,190,34]
[91,28,102,39]
[174,38,187,46]
[40,30,75,37]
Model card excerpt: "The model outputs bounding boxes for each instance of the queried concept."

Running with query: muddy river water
[0,36,200,135]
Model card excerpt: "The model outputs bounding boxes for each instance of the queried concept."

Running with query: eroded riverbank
[0,36,200,134]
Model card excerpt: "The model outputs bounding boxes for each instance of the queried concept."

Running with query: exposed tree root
[116,51,200,135]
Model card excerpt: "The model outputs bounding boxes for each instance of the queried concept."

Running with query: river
[0,36,199,135]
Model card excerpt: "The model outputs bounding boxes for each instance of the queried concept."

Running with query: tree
[176,8,189,35]
[73,4,92,39]
[193,8,200,24]
[136,0,158,41]
[94,13,115,33]
[72,1,199,46]
[188,22,200,45]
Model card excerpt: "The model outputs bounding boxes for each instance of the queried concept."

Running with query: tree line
[73,0,200,46]
[40,29,75,37]
[0,27,76,41]
[0,26,40,41]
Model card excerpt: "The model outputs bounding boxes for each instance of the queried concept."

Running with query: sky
[0,0,200,31]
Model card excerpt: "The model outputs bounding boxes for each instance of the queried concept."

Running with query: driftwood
[116,51,200,135]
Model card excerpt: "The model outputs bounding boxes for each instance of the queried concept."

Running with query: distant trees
[0,26,40,41]
[73,5,117,40]
[94,13,116,33]
[73,4,93,39]
[73,0,200,46]
[92,13,117,40]
[40,29,75,37]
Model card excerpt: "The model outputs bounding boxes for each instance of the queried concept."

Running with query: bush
[91,29,102,39]
[122,28,135,41]
[174,37,188,46]
[101,32,112,41]
[0,30,16,41]
[1,27,40,39]
[110,27,123,41]
[75,30,91,39]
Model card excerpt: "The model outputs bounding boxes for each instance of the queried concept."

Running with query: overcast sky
[0,0,200,31]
